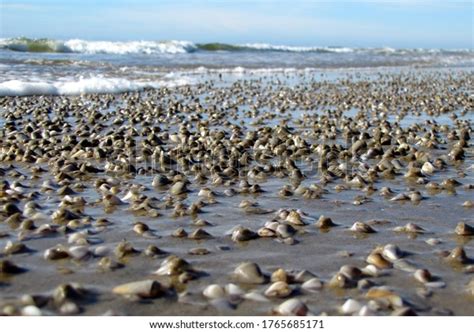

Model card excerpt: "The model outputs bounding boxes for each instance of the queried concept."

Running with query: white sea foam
[240,43,355,53]
[0,77,192,96]
[63,39,196,54]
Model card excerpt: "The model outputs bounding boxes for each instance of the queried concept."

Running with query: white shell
[382,244,403,261]
[225,283,245,297]
[301,278,323,292]
[341,299,362,314]
[275,298,309,316]
[203,284,226,299]
[21,305,42,316]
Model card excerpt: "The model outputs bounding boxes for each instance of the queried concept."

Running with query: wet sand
[0,68,473,316]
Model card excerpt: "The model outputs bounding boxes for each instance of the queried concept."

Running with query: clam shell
[414,269,432,283]
[382,244,403,261]
[275,298,309,316]
[366,253,392,269]
[264,281,292,298]
[455,222,474,236]
[350,222,376,233]
[233,262,266,284]
[231,226,257,242]
[189,228,213,240]
[315,215,336,229]
[203,284,226,299]
[112,280,163,298]
[341,299,362,314]
[301,278,323,292]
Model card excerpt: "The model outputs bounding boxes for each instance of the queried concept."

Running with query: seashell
[2,203,21,216]
[339,265,363,280]
[102,194,125,206]
[463,200,474,208]
[188,247,210,255]
[285,210,306,226]
[441,178,461,188]
[59,301,81,315]
[144,245,166,257]
[231,226,257,242]
[425,238,441,246]
[276,223,296,238]
[408,191,422,202]
[154,255,192,276]
[315,215,337,229]
[365,287,403,307]
[366,253,392,269]
[44,246,70,260]
[329,272,355,289]
[69,246,90,260]
[274,298,309,316]
[224,188,237,197]
[301,278,323,292]
[53,283,87,305]
[170,181,188,195]
[152,175,171,187]
[203,284,226,299]
[239,200,256,209]
[3,241,29,255]
[225,283,245,297]
[112,280,164,298]
[114,240,140,258]
[258,227,276,237]
[233,262,266,284]
[188,228,213,240]
[351,221,376,233]
[21,305,42,316]
[193,218,212,227]
[0,259,25,274]
[379,186,394,197]
[358,279,376,290]
[446,246,468,264]
[390,193,409,201]
[382,244,403,261]
[414,269,432,283]
[68,232,89,245]
[271,268,289,283]
[264,281,292,298]
[358,305,375,316]
[133,222,149,235]
[455,222,474,236]
[341,299,362,314]
[98,257,123,270]
[421,161,435,175]
[172,227,188,238]
[394,222,425,234]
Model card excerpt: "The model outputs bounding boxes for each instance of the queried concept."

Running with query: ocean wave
[0,38,196,54]
[0,76,192,96]
[2,37,472,55]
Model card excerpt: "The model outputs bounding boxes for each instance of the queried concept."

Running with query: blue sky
[0,0,472,48]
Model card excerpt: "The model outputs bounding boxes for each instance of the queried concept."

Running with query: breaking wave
[2,37,471,55]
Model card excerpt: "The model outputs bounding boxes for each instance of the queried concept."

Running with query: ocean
[0,37,473,96]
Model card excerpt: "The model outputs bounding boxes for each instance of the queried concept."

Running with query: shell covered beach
[0,67,473,316]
